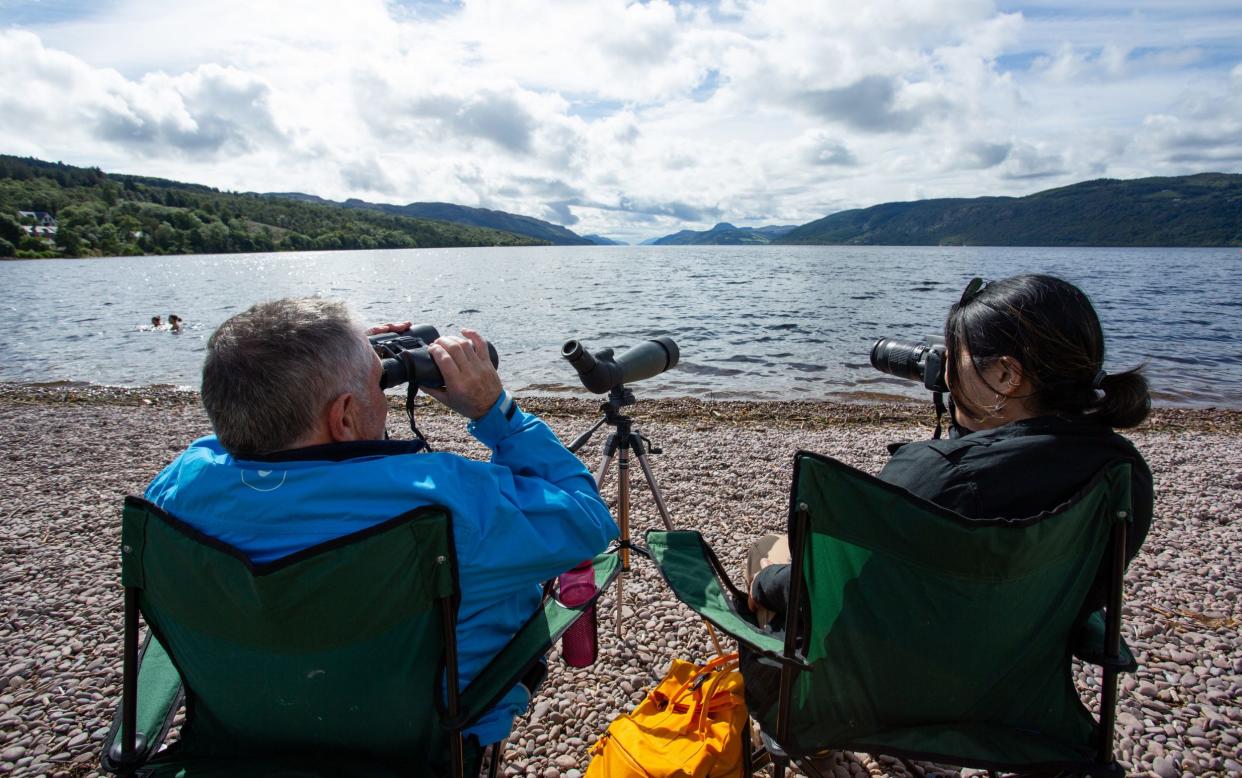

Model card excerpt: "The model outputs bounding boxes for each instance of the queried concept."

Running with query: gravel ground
[1,383,1240,777]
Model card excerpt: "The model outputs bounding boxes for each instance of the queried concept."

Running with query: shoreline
[1,383,1240,776]
[4,381,1242,434]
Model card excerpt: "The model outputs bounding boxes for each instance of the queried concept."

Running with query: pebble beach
[1,383,1240,777]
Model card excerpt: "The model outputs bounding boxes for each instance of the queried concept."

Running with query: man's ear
[325,392,359,442]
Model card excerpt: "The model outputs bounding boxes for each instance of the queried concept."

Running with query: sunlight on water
[1,245,1239,407]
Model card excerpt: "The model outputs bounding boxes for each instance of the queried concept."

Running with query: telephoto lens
[869,336,948,393]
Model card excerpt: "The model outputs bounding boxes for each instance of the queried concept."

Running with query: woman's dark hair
[944,274,1150,428]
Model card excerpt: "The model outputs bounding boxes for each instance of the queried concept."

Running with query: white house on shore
[16,210,58,237]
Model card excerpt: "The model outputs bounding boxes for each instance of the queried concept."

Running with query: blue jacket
[145,393,618,745]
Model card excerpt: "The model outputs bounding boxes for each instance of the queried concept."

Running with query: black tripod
[568,385,675,638]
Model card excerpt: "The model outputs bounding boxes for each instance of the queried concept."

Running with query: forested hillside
[777,173,1242,247]
[0,156,542,259]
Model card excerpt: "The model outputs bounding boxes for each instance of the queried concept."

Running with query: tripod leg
[616,444,631,639]
[595,433,619,490]
[594,449,615,490]
[633,441,675,531]
[705,622,726,658]
[631,435,723,653]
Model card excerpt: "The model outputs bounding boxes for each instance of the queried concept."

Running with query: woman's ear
[995,356,1026,395]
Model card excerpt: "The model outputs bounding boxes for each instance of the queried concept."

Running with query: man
[145,297,618,746]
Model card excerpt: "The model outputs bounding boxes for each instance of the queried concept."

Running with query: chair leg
[485,738,506,778]
[750,744,772,770]
[771,755,788,778]
[799,756,830,778]
[742,723,754,778]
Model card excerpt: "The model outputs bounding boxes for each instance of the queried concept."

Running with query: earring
[986,393,1008,415]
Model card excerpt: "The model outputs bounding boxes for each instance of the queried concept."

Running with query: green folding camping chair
[648,451,1138,777]
[100,496,620,777]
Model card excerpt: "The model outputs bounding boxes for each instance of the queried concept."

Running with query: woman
[749,273,1153,625]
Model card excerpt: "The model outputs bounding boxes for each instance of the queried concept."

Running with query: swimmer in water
[169,314,182,333]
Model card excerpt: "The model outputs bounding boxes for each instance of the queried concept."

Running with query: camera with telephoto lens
[562,337,680,394]
[870,335,949,393]
[369,325,499,390]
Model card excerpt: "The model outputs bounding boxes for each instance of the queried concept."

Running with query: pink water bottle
[558,560,598,667]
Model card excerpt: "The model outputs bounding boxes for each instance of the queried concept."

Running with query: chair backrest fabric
[120,498,459,772]
[767,452,1132,767]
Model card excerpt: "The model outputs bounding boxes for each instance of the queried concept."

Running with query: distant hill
[346,200,594,246]
[777,173,1242,247]
[650,222,798,245]
[0,155,543,259]
[267,194,593,246]
[583,234,626,245]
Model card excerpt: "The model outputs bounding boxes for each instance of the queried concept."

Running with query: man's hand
[422,328,503,420]
[365,321,412,336]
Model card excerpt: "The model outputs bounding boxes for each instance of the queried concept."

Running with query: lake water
[1,245,1239,407]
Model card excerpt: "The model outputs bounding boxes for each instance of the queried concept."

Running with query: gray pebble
[5,389,1242,776]
[1151,756,1178,778]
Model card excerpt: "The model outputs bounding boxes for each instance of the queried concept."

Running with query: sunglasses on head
[958,277,985,306]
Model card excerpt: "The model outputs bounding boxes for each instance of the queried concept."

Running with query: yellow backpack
[585,653,748,777]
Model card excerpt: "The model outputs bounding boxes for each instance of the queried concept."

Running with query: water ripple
[1,245,1239,407]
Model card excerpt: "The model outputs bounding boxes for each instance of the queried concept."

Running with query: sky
[1,0,1240,243]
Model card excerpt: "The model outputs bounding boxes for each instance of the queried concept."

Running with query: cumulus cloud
[99,66,284,157]
[798,133,859,167]
[339,156,397,195]
[956,141,1013,170]
[542,201,579,225]
[407,91,537,154]
[798,77,929,133]
[1,0,1239,242]
[0,31,285,160]
[1139,116,1242,166]
[999,143,1067,180]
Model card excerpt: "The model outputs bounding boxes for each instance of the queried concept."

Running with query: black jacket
[753,415,1152,616]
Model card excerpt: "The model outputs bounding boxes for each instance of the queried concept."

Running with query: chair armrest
[100,634,184,773]
[453,551,622,728]
[1072,609,1137,672]
[646,530,802,665]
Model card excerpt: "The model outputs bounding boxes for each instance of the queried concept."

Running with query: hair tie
[1092,369,1107,389]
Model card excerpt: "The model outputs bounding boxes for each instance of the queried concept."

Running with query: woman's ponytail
[1094,368,1151,429]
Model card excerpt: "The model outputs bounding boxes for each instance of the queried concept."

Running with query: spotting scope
[370,325,499,390]
[562,337,680,394]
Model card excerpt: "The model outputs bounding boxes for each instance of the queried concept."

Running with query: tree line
[0,155,542,259]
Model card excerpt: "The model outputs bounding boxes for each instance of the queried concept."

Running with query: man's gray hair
[202,298,374,456]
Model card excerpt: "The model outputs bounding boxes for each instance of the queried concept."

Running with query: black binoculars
[370,325,499,390]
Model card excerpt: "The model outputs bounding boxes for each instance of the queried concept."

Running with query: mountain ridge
[265,193,593,246]
[776,173,1242,247]
[649,222,798,245]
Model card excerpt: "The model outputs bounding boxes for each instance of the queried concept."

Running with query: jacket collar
[240,438,426,463]
[957,414,1109,441]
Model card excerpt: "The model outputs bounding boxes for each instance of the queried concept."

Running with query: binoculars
[369,325,499,390]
